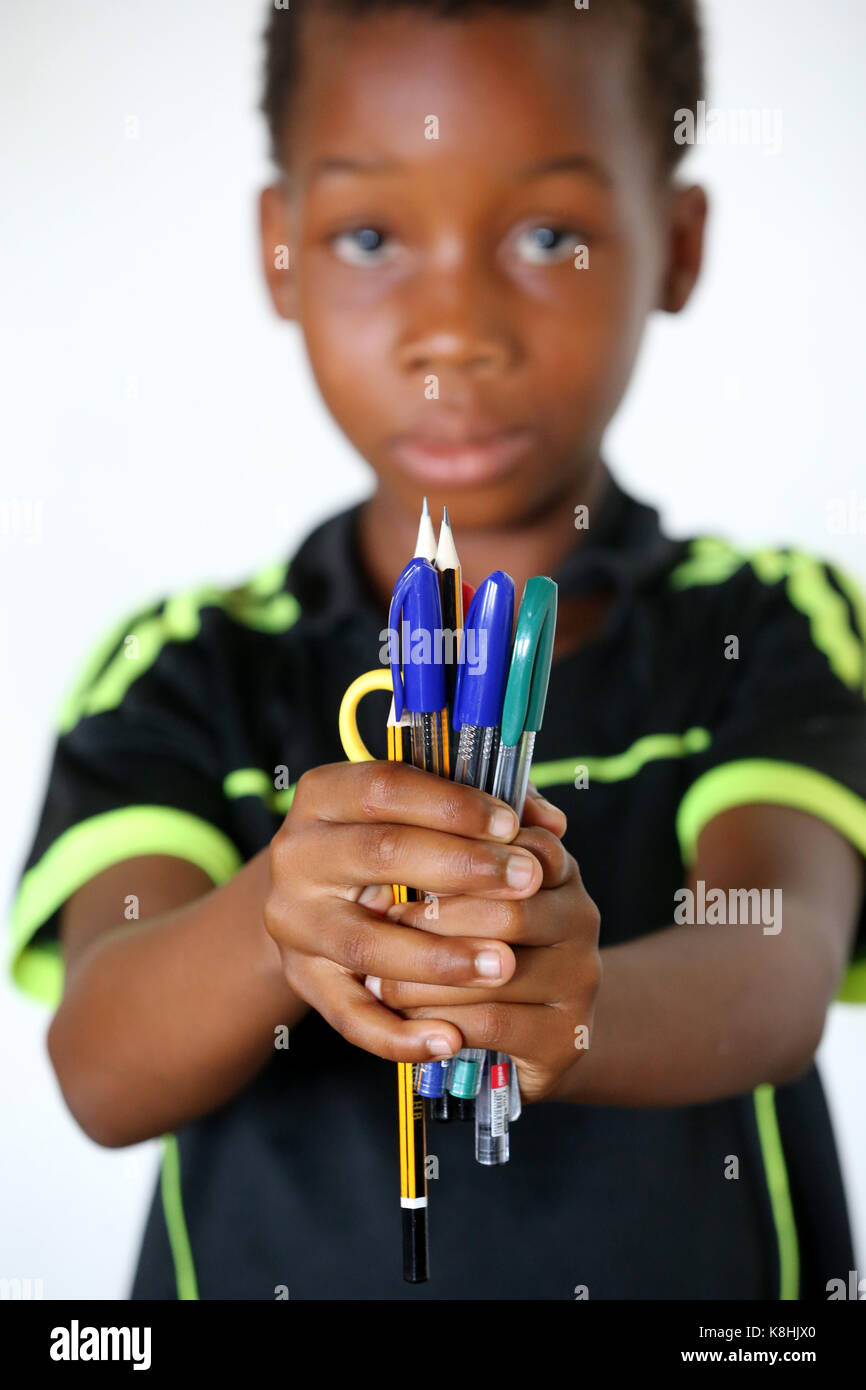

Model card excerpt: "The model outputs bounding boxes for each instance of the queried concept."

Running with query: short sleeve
[8,592,244,1009]
[674,549,866,1003]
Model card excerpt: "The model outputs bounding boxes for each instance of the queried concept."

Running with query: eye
[514,225,586,265]
[331,227,395,266]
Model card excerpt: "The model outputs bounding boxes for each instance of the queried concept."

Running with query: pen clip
[453,570,515,730]
[500,576,558,746]
[387,557,446,722]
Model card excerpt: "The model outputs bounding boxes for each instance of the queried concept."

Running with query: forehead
[286,6,650,180]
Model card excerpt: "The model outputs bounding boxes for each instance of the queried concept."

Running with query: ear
[659,183,708,314]
[259,182,299,321]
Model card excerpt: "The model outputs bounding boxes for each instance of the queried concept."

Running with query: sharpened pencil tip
[414,495,437,561]
[434,504,460,571]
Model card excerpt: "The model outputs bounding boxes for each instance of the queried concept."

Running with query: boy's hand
[264,760,548,1064]
[367,823,601,1104]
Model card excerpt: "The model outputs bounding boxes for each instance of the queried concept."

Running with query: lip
[389,427,535,485]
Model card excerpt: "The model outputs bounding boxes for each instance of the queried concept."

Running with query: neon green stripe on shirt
[8,805,243,1007]
[677,759,866,1003]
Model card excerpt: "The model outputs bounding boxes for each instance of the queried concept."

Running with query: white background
[1,0,864,1298]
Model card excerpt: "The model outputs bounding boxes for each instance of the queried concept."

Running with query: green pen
[480,576,558,1164]
[490,576,558,816]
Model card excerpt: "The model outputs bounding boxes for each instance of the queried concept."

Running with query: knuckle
[358,762,396,820]
[436,788,464,830]
[476,1001,508,1048]
[339,926,376,974]
[584,947,603,998]
[461,841,497,884]
[431,941,471,983]
[293,765,322,808]
[269,820,303,879]
[581,894,602,941]
[362,822,401,876]
[262,890,282,941]
[551,838,570,879]
[499,896,529,940]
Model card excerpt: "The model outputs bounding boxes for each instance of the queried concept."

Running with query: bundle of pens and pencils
[339,497,558,1283]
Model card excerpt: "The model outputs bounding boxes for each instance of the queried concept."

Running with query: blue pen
[447,572,515,1117]
[452,571,515,793]
[389,557,449,778]
[478,576,558,1164]
[389,560,455,1109]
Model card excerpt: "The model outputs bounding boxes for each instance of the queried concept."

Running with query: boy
[10,0,866,1300]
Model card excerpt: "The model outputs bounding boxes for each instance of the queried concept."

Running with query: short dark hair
[261,0,704,175]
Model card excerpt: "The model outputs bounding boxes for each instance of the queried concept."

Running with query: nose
[395,254,518,380]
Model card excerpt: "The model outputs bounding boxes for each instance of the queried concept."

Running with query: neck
[357,459,608,613]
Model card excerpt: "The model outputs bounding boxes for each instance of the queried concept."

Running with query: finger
[523,783,568,837]
[403,1000,560,1059]
[510,827,573,889]
[290,759,520,841]
[384,890,566,947]
[367,943,565,1009]
[292,819,542,899]
[297,956,464,1063]
[292,897,517,986]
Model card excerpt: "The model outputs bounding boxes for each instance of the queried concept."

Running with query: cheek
[526,249,654,428]
[299,287,395,432]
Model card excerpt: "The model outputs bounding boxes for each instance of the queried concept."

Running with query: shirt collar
[549,470,682,599]
[284,470,682,630]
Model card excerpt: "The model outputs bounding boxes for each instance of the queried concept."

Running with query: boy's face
[261,6,705,528]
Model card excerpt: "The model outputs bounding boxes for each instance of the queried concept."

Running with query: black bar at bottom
[401,1207,429,1283]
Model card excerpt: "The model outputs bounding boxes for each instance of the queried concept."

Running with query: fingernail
[359,885,390,910]
[426,1036,453,1058]
[475,950,503,980]
[365,976,383,1000]
[489,806,517,838]
[506,853,535,889]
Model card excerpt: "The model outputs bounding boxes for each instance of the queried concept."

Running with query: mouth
[387,427,535,486]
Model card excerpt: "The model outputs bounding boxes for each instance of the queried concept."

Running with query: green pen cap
[448,1057,480,1100]
[500,576,558,746]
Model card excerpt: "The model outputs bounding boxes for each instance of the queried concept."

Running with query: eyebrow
[308,151,612,187]
[515,154,612,188]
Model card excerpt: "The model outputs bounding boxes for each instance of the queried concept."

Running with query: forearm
[548,900,840,1107]
[48,849,308,1146]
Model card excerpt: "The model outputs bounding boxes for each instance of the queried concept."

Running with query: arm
[48,849,306,1147]
[549,804,864,1106]
[47,759,542,1148]
[375,802,863,1107]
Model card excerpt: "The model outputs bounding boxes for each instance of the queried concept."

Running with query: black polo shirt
[10,473,866,1300]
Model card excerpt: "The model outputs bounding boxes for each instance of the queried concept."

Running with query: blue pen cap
[416,1060,448,1098]
[388,557,446,721]
[453,570,515,729]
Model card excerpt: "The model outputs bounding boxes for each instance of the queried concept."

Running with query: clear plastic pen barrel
[480,729,535,1161]
[475,1051,511,1165]
[490,729,535,818]
[411,711,447,778]
[453,723,496,792]
[451,727,496,1114]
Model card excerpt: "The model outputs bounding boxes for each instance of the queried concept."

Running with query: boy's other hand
[369,824,601,1104]
[264,760,548,1064]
